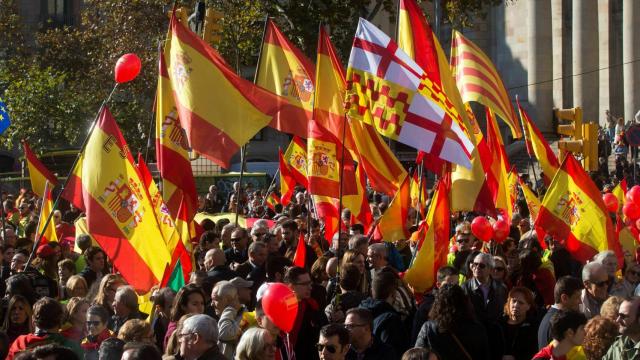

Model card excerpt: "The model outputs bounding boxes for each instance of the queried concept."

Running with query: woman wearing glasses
[81,305,114,360]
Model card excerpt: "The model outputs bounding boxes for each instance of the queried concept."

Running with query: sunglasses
[494,267,505,272]
[472,262,487,270]
[86,320,102,326]
[592,280,610,288]
[316,344,337,353]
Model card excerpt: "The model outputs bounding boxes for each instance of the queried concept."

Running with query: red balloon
[627,186,640,205]
[492,219,510,243]
[471,216,493,242]
[602,193,619,213]
[261,283,298,333]
[623,202,640,220]
[114,53,142,83]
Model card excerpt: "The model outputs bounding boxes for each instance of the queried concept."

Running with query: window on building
[42,0,75,28]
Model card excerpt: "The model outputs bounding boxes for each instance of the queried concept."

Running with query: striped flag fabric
[517,99,561,185]
[313,195,340,244]
[520,177,542,222]
[375,174,412,242]
[486,109,512,222]
[63,106,172,293]
[345,18,474,169]
[342,165,373,233]
[37,181,58,244]
[451,30,521,138]
[283,136,308,188]
[265,192,281,211]
[165,15,289,169]
[256,19,314,138]
[536,154,621,263]
[316,26,406,196]
[279,149,297,205]
[155,48,198,222]
[23,141,58,198]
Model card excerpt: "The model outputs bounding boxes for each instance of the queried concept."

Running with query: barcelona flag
[0,97,11,135]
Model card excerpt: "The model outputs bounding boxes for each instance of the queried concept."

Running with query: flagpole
[261,168,280,208]
[415,163,424,226]
[516,95,540,187]
[25,83,119,269]
[0,178,6,245]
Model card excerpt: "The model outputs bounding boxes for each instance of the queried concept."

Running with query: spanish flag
[314,195,340,244]
[265,192,281,211]
[23,141,58,198]
[404,173,450,293]
[257,19,314,139]
[520,177,541,222]
[64,106,172,293]
[375,174,412,242]
[316,26,405,196]
[37,181,58,243]
[517,99,560,185]
[283,136,308,188]
[343,165,373,233]
[279,149,297,205]
[155,48,198,222]
[165,16,288,169]
[536,154,621,263]
[410,171,428,217]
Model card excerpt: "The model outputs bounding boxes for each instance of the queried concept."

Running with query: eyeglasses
[456,237,469,244]
[472,262,487,270]
[316,344,337,353]
[294,280,312,286]
[344,323,366,330]
[494,267,505,272]
[591,280,610,288]
[86,320,102,326]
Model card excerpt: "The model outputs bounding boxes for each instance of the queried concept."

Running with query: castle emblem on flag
[161,110,189,151]
[555,192,584,226]
[98,175,145,234]
[309,139,337,179]
[282,68,314,102]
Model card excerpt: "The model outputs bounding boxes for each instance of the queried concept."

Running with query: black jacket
[498,315,540,360]
[345,337,397,360]
[415,320,490,360]
[359,298,409,354]
[461,278,508,325]
[203,266,237,295]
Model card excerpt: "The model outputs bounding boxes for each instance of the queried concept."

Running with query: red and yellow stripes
[23,141,58,198]
[283,136,308,188]
[37,181,58,243]
[451,30,521,138]
[517,99,560,185]
[376,174,412,243]
[486,109,512,222]
[257,19,314,138]
[165,16,288,169]
[279,149,297,205]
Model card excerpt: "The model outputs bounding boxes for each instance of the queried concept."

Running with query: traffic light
[555,106,599,171]
[582,122,599,171]
[203,8,224,46]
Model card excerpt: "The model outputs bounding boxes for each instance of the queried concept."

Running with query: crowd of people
[0,169,639,360]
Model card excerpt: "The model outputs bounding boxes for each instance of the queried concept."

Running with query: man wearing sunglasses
[344,308,396,360]
[580,262,609,319]
[317,324,350,360]
[448,221,474,273]
[603,298,640,359]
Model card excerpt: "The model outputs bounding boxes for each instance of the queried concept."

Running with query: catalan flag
[279,149,297,205]
[404,173,450,293]
[0,97,11,135]
[63,106,171,293]
[23,141,58,198]
[316,26,406,196]
[283,136,308,188]
[451,30,521,138]
[37,181,58,244]
[155,48,198,222]
[257,19,314,138]
[165,15,288,169]
[536,154,621,263]
[517,99,560,185]
[345,18,474,169]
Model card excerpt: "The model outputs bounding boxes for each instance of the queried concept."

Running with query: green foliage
[438,0,506,30]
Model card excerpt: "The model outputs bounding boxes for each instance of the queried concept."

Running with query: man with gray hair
[109,285,145,334]
[462,252,507,327]
[250,219,269,242]
[580,261,609,319]
[178,314,226,360]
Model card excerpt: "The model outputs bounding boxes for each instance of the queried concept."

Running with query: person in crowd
[254,296,289,360]
[544,236,581,279]
[205,185,225,214]
[533,310,588,360]
[314,324,349,360]
[580,262,609,319]
[166,284,206,349]
[344,308,395,360]
[65,275,88,299]
[10,252,27,275]
[411,266,458,345]
[511,249,555,307]
[582,315,618,360]
[225,228,249,267]
[57,258,75,299]
[109,285,146,334]
[7,297,82,359]
[199,231,221,253]
[203,248,237,296]
[229,277,254,311]
[611,262,640,298]
[234,242,267,280]
[60,297,90,342]
[447,222,474,273]
[82,305,114,360]
[341,249,369,297]
[601,295,625,322]
[498,286,539,360]
[280,220,317,271]
[285,266,328,360]
[211,280,244,359]
[93,274,124,318]
[1,294,32,344]
[235,327,275,360]
[117,319,154,343]
[325,264,366,323]
[177,314,226,360]
[415,284,490,360]
[151,287,175,350]
[121,341,162,360]
[593,250,619,286]
[603,297,640,359]
[537,276,584,349]
[78,246,106,289]
[165,314,194,357]
[491,255,509,287]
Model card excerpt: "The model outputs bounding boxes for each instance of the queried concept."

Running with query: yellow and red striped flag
[343,165,373,233]
[410,171,428,217]
[375,174,412,242]
[536,154,621,263]
[165,16,288,169]
[486,109,512,222]
[257,19,314,138]
[519,177,542,222]
[316,26,406,196]
[404,173,450,293]
[612,179,628,208]
[283,136,308,188]
[37,181,58,244]
[137,155,191,290]
[451,30,521,138]
[64,106,171,293]
[265,192,281,211]
[155,48,198,222]
[314,195,340,244]
[279,149,297,205]
[517,99,561,185]
[23,141,58,198]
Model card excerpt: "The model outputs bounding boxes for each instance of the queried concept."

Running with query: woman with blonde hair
[235,327,275,360]
[1,295,33,343]
[340,249,369,295]
[600,295,624,321]
[66,275,89,299]
[117,319,154,343]
[61,297,90,342]
[92,274,124,317]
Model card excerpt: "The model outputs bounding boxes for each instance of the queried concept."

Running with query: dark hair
[346,308,372,329]
[519,249,542,273]
[0,331,8,359]
[371,270,397,300]
[170,284,206,322]
[266,255,292,281]
[84,246,104,263]
[428,284,474,333]
[199,231,218,247]
[550,310,587,341]
[99,338,125,360]
[200,219,216,232]
[31,344,79,360]
[87,304,110,324]
[350,224,365,234]
[215,218,230,232]
[33,297,64,330]
[284,266,308,284]
[436,266,458,285]
[24,222,37,239]
[152,287,176,310]
[554,276,584,304]
[5,274,36,305]
[281,219,298,232]
[75,234,92,251]
[339,264,361,291]
[58,259,75,274]
[319,324,350,347]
